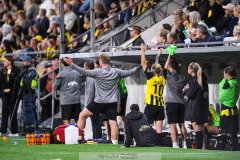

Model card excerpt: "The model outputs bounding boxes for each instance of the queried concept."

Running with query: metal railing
[37,66,59,117]
[96,40,240,53]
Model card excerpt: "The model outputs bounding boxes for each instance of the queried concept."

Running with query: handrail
[96,40,240,52]
[66,0,148,46]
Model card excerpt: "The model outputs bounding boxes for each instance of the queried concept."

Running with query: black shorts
[118,93,128,116]
[87,101,118,121]
[219,104,239,134]
[144,104,165,124]
[166,103,185,124]
[61,103,81,121]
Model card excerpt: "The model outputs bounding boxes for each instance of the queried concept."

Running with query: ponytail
[197,65,202,89]
[189,62,203,89]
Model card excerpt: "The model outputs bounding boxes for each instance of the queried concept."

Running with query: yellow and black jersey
[144,68,166,106]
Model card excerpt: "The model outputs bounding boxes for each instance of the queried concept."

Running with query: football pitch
[0,137,239,160]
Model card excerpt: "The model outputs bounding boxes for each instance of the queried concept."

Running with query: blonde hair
[151,63,163,75]
[233,25,240,37]
[188,28,197,36]
[189,62,203,89]
[173,9,185,22]
[235,5,240,14]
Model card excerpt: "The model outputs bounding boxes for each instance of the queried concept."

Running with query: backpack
[52,124,85,144]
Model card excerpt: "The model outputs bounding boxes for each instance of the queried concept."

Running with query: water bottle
[64,124,79,144]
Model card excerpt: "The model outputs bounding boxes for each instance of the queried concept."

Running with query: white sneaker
[8,133,19,137]
[173,145,180,148]
[182,144,188,149]
[173,141,179,148]
[182,141,188,149]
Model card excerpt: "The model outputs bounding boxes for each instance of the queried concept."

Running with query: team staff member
[0,56,21,137]
[84,60,102,139]
[184,62,204,149]
[63,54,142,144]
[122,104,159,148]
[163,54,187,148]
[140,44,166,145]
[21,56,38,133]
[118,78,128,132]
[54,58,82,125]
[218,66,240,151]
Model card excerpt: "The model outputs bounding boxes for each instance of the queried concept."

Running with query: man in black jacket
[122,104,159,148]
[128,26,145,48]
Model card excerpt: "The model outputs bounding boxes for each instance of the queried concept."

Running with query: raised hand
[63,57,73,65]
[157,48,162,57]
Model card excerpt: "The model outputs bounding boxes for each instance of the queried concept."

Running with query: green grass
[0,137,239,160]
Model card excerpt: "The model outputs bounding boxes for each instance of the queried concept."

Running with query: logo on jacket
[68,81,78,87]
[139,125,150,132]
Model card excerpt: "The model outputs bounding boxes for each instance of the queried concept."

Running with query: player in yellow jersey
[141,44,166,145]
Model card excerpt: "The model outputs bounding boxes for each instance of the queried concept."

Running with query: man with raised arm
[63,54,142,144]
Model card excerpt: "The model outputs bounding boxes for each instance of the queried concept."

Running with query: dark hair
[20,39,26,45]
[2,40,11,48]
[66,3,73,10]
[85,60,94,70]
[132,25,141,34]
[85,13,90,21]
[130,104,139,111]
[62,57,69,66]
[94,57,100,67]
[168,32,179,42]
[5,56,16,68]
[99,53,110,64]
[33,23,42,31]
[197,25,208,35]
[51,55,59,61]
[224,66,237,78]
[162,23,172,32]
[169,57,180,71]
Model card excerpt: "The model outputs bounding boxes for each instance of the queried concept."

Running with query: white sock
[173,141,179,147]
[112,140,118,144]
[106,136,111,140]
[182,141,187,146]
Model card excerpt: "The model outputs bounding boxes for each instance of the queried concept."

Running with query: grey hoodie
[54,66,81,105]
[163,69,186,104]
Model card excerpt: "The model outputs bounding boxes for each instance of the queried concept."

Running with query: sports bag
[52,124,85,143]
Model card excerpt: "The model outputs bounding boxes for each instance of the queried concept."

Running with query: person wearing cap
[127,25,145,48]
[0,56,21,137]
[20,55,38,133]
[215,3,238,41]
[122,104,159,148]
[40,55,59,122]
